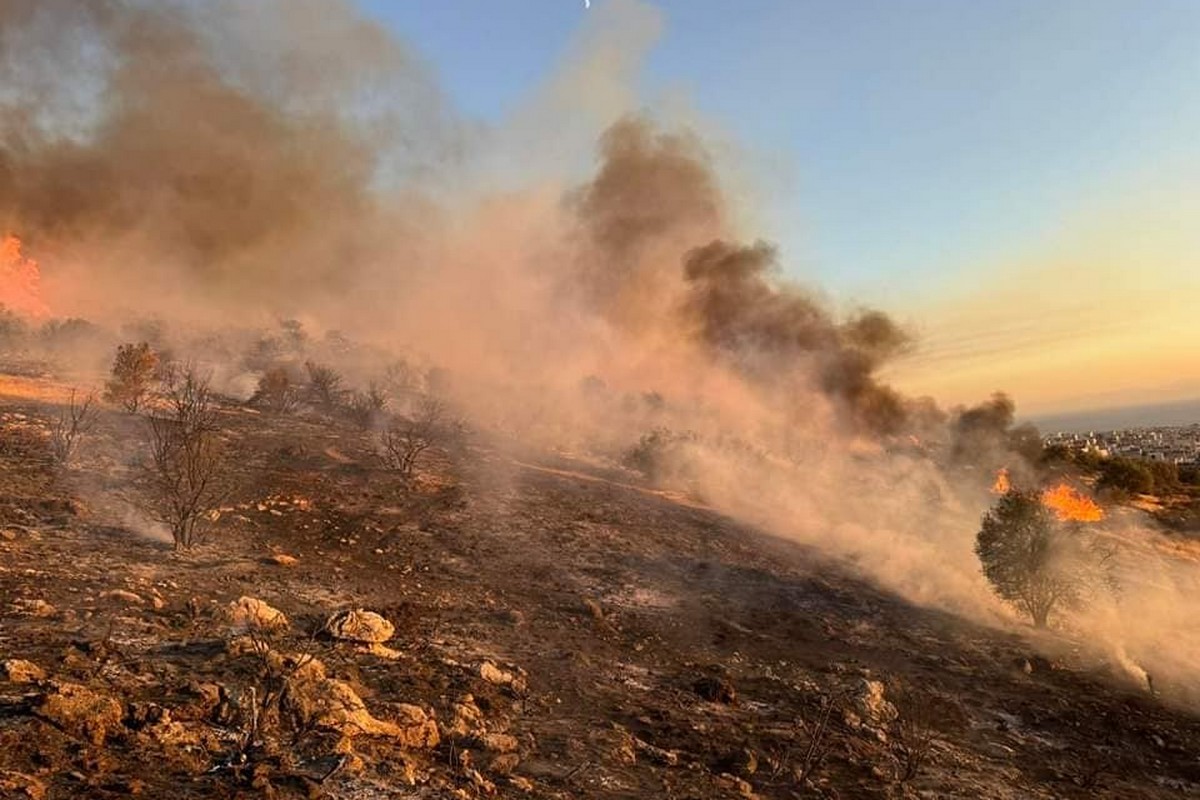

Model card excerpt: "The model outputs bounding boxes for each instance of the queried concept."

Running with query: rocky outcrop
[324,608,395,644]
[0,659,45,684]
[33,682,124,745]
[227,596,288,631]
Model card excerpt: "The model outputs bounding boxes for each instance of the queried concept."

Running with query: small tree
[49,389,98,467]
[346,382,389,430]
[254,365,299,414]
[379,396,446,482]
[304,361,345,413]
[104,342,159,412]
[141,366,226,550]
[975,490,1107,627]
[1098,457,1155,496]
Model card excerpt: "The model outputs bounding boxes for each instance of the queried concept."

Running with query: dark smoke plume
[679,238,911,433]
[0,0,453,309]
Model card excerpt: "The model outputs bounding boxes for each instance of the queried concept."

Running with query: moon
[584,0,590,7]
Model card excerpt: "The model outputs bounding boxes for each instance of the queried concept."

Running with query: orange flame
[0,235,50,318]
[1040,483,1104,522]
[991,467,1011,495]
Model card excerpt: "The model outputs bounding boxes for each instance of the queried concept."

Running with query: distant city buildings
[1044,424,1200,466]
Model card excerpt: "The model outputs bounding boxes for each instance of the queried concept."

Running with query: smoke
[2,0,1197,708]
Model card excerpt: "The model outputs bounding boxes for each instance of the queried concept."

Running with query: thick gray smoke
[0,0,453,315]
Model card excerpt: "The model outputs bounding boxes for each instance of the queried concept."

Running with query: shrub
[889,684,937,783]
[304,361,345,413]
[140,366,226,550]
[253,365,299,414]
[0,305,28,350]
[48,389,98,467]
[347,382,389,430]
[379,396,446,483]
[1098,457,1155,496]
[104,342,160,412]
[624,428,700,481]
[975,490,1111,627]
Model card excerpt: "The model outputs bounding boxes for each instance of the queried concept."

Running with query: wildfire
[991,467,1011,495]
[0,235,50,319]
[1040,482,1105,522]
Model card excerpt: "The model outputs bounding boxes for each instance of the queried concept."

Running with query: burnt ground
[1,377,1199,799]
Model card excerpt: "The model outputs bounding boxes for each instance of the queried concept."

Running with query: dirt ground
[2,372,1198,799]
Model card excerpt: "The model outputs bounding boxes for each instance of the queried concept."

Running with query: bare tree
[141,366,226,550]
[49,389,97,467]
[103,342,159,412]
[889,684,937,784]
[304,361,345,413]
[253,365,299,414]
[379,396,446,482]
[346,382,389,430]
[767,690,841,790]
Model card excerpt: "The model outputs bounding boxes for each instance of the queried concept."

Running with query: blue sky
[359,1,1198,297]
[357,0,1200,412]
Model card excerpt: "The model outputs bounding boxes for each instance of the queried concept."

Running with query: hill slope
[1,377,1198,799]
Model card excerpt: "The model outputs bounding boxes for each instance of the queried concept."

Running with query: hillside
[1,371,1198,800]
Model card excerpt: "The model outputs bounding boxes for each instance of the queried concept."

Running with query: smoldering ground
[2,0,1198,707]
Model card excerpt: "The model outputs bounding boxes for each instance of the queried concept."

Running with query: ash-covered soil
[1,378,1198,799]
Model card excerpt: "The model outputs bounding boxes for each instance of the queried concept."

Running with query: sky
[357,0,1200,419]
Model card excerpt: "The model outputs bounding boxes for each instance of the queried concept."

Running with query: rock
[12,598,55,617]
[633,736,679,766]
[0,771,46,800]
[186,681,224,716]
[445,694,486,739]
[716,773,758,798]
[509,776,534,792]
[276,653,438,748]
[1,659,46,684]
[225,635,273,658]
[479,733,519,753]
[102,589,144,605]
[490,753,520,775]
[854,679,897,728]
[693,674,737,704]
[266,553,298,567]
[33,682,124,745]
[227,596,288,631]
[480,661,527,693]
[325,609,395,644]
[363,642,402,660]
[466,768,495,794]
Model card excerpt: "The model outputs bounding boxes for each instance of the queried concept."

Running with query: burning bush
[975,489,1112,627]
[140,366,227,550]
[104,342,160,413]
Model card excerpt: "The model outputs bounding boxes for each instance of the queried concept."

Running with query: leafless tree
[103,342,159,412]
[49,389,97,467]
[141,366,226,550]
[889,684,937,784]
[379,396,446,482]
[346,382,389,430]
[304,361,345,413]
[766,689,841,790]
